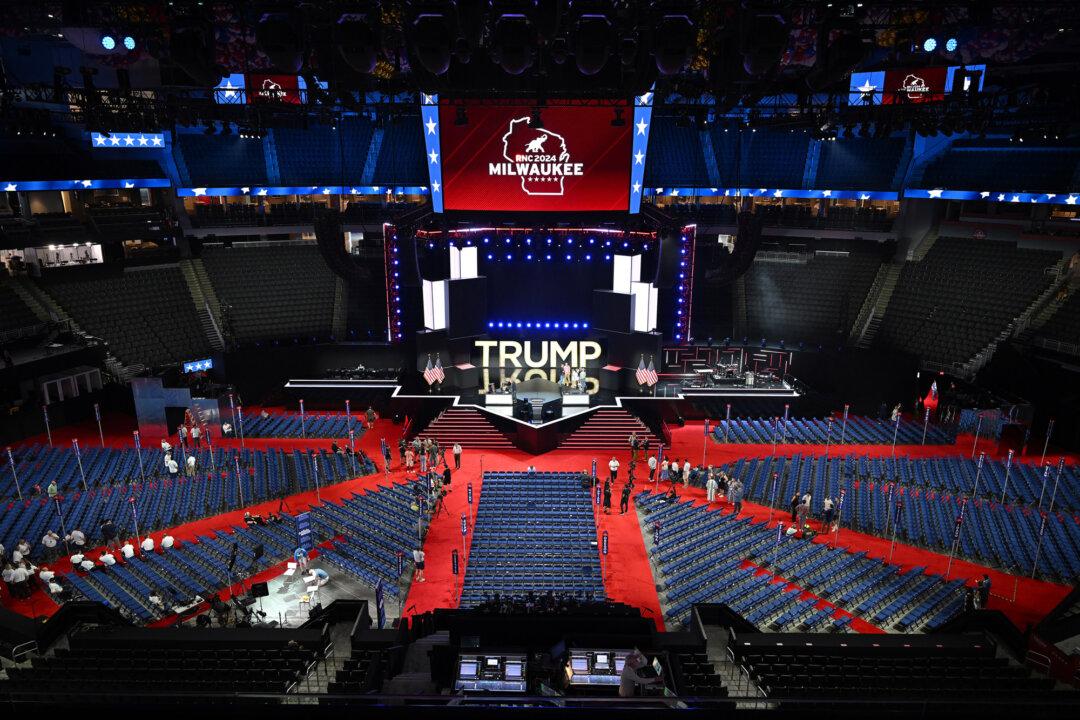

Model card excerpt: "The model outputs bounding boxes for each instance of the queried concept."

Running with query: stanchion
[1036,463,1051,509]
[780,405,789,445]
[237,405,246,448]
[999,449,1014,505]
[824,418,833,460]
[94,403,105,447]
[205,427,216,473]
[72,438,88,492]
[348,430,357,477]
[300,399,307,439]
[971,416,982,458]
[134,431,146,484]
[234,453,245,507]
[1040,419,1054,466]
[43,405,53,446]
[891,415,899,458]
[772,522,783,568]
[1031,460,1063,578]
[723,404,731,443]
[920,407,930,445]
[767,472,779,525]
[701,419,710,467]
[888,498,902,563]
[6,447,24,500]
[946,497,967,580]
[129,496,143,549]
[312,453,321,504]
[839,404,849,445]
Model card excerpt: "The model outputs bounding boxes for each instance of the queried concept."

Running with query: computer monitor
[486,658,500,667]
[614,656,626,673]
[595,653,609,669]
[459,661,478,677]
[505,662,522,679]
[652,658,663,676]
[570,657,588,673]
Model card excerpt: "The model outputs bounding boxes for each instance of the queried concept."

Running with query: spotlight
[410,10,454,75]
[334,12,379,74]
[653,14,695,75]
[574,14,612,75]
[101,34,116,50]
[945,37,958,52]
[923,37,937,52]
[123,36,136,51]
[491,13,536,75]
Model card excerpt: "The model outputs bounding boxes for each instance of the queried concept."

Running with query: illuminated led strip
[91,132,165,149]
[1,179,170,191]
[420,93,444,213]
[907,189,1079,205]
[643,187,899,200]
[175,185,429,197]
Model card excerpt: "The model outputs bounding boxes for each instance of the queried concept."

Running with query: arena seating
[0,445,376,558]
[711,416,955,445]
[738,130,812,188]
[645,118,711,186]
[1037,290,1080,350]
[26,213,92,245]
[1,629,320,702]
[637,492,965,632]
[200,243,337,343]
[743,245,885,344]
[875,237,1061,366]
[273,117,374,186]
[314,482,425,591]
[87,207,168,242]
[460,472,604,606]
[191,201,319,227]
[38,266,212,368]
[371,118,427,184]
[174,133,269,186]
[238,410,362,439]
[326,647,390,696]
[0,280,41,333]
[921,141,1080,193]
[709,454,1080,582]
[816,137,908,189]
[731,634,1055,701]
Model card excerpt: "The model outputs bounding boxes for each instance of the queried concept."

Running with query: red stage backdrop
[439,101,632,212]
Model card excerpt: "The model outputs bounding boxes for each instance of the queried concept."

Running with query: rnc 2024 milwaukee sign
[474,339,602,393]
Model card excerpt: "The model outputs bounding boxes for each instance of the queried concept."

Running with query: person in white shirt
[619,649,663,698]
[178,424,188,445]
[12,548,24,564]
[39,567,55,583]
[67,529,86,549]
[41,531,59,561]
[79,558,95,572]
[70,552,84,565]
[190,425,202,449]
[452,442,462,470]
[16,539,30,558]
[99,550,116,566]
[161,439,172,453]
[121,541,136,559]
[141,537,155,553]
[164,456,179,478]
[148,590,164,610]
[47,580,65,597]
[412,548,426,582]
[609,457,620,482]
[161,535,174,550]
[647,455,658,482]
[10,564,30,598]
[706,474,719,502]
[186,455,197,477]
[682,460,692,487]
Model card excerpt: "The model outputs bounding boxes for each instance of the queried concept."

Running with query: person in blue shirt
[293,546,308,568]
[306,567,329,587]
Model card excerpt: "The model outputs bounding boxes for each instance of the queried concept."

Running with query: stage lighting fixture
[923,37,937,52]
[945,37,958,52]
[741,12,788,77]
[653,14,694,75]
[455,106,468,125]
[123,36,136,51]
[334,12,379,74]
[411,11,455,75]
[491,14,536,75]
[611,108,626,126]
[101,34,116,50]
[256,12,304,73]
[574,14,612,76]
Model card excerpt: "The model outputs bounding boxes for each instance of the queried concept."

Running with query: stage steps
[416,408,515,449]
[559,407,663,450]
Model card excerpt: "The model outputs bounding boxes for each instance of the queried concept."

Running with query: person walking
[822,496,835,532]
[660,460,670,489]
[191,424,201,449]
[366,406,377,429]
[730,478,744,515]
[405,447,415,472]
[99,518,118,551]
[620,483,632,514]
[398,438,407,465]
[647,454,657,483]
[603,480,613,514]
[789,492,800,523]
[706,474,719,503]
[608,456,619,483]
[453,442,462,470]
[381,438,392,474]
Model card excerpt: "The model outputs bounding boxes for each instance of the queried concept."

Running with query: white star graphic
[1066,195,1077,205]
[1046,193,1056,200]
[671,189,679,196]
[241,187,250,194]
[431,181,440,192]
[94,135,106,146]
[927,189,943,198]
[4,183,16,192]
[193,187,207,196]
[1011,195,1020,202]
[632,182,641,194]
[656,188,663,194]
[822,189,832,197]
[857,80,876,94]
[425,118,437,135]
[428,150,439,164]
[758,188,767,195]
[257,188,268,196]
[221,80,238,98]
[979,191,990,198]
[423,94,434,105]
[110,136,121,146]
[636,118,648,136]
[322,187,331,195]
[151,136,162,146]
[124,182,135,189]
[349,188,358,195]
[373,186,380,192]
[710,188,718,193]
[773,189,783,198]
[80,180,92,188]
[860,193,870,201]
[634,150,645,165]
[997,193,1006,202]
[138,135,149,146]
[124,135,135,146]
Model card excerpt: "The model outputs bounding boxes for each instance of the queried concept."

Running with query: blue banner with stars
[421,93,444,213]
[629,89,654,214]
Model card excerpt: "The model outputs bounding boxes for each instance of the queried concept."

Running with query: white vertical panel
[630,254,641,282]
[649,285,658,331]
[460,246,478,279]
[630,282,649,332]
[431,280,448,330]
[422,280,434,329]
[449,245,461,280]
[612,255,631,293]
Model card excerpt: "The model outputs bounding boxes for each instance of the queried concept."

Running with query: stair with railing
[416,408,515,449]
[180,259,225,351]
[559,407,663,450]
[854,262,903,349]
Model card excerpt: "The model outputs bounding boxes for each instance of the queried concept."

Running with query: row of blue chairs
[237,411,366,439]
[712,416,955,445]
[637,492,965,633]
[460,472,605,607]
[1,446,376,562]
[710,454,1080,582]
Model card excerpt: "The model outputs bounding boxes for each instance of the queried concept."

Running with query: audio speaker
[253,543,265,561]
[249,581,269,598]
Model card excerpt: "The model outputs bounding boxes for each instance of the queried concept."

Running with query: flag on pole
[423,355,438,385]
[434,354,446,383]
[635,355,648,385]
[645,357,658,386]
[776,522,784,543]
[930,380,938,400]
[954,498,967,541]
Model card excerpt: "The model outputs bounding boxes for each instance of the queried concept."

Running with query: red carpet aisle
[594,488,667,630]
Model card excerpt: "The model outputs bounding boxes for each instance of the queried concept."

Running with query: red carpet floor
[6,415,1076,634]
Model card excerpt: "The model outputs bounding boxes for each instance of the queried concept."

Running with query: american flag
[434,354,446,383]
[636,356,649,385]
[423,355,438,385]
[645,357,658,386]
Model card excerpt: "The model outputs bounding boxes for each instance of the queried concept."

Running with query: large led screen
[438,101,632,212]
